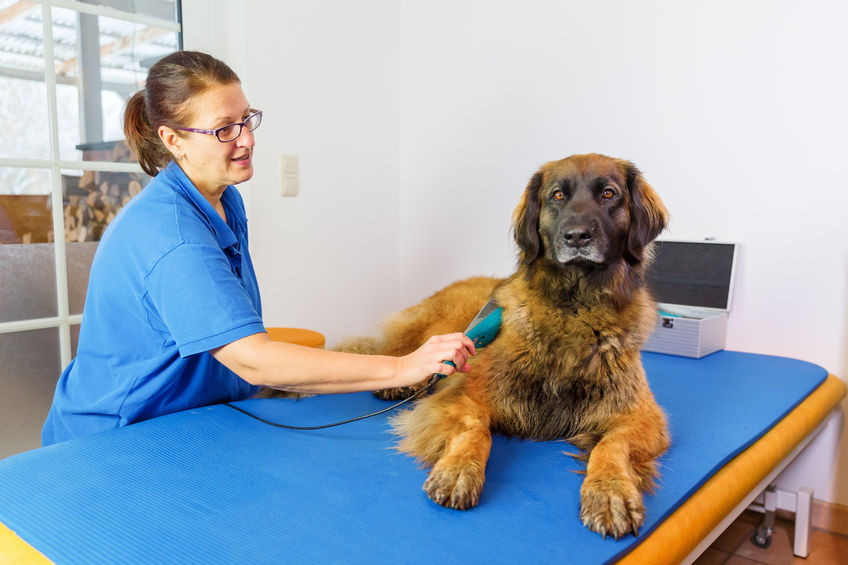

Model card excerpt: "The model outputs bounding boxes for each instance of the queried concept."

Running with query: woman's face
[168,82,256,196]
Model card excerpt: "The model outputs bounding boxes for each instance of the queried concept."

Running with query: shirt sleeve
[143,242,266,357]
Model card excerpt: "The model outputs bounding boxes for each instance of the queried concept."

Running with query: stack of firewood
[62,140,149,243]
[63,172,143,243]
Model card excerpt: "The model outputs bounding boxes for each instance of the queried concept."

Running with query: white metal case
[641,239,738,358]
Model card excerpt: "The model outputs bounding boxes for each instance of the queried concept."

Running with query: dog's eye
[601,188,616,200]
[553,190,565,201]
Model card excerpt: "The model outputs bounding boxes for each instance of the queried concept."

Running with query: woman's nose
[235,126,255,147]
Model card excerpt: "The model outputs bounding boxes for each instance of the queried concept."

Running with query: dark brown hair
[123,50,240,176]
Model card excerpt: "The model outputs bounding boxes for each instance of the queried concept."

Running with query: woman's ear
[157,125,184,160]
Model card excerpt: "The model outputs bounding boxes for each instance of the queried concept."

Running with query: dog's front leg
[579,393,669,539]
[423,419,492,510]
[392,379,492,509]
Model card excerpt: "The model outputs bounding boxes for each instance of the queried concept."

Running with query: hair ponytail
[123,89,171,177]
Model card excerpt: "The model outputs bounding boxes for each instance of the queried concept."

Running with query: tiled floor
[693,510,848,564]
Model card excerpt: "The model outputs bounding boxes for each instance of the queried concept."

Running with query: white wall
[183,0,848,505]
[183,0,402,344]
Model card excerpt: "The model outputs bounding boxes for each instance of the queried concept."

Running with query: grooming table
[0,351,844,564]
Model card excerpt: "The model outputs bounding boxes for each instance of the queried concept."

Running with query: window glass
[0,166,57,323]
[78,0,180,23]
[51,7,180,161]
[0,1,50,159]
[0,167,52,242]
[0,328,61,457]
[67,241,98,314]
[71,323,80,357]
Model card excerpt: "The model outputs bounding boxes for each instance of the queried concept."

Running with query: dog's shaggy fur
[344,154,671,538]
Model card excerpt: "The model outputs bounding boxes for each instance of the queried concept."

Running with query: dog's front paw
[580,476,644,539]
[423,462,484,510]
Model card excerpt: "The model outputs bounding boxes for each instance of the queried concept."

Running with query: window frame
[0,0,182,368]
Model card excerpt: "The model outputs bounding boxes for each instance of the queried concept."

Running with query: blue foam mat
[0,351,828,564]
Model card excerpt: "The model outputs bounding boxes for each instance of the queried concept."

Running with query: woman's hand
[396,333,477,386]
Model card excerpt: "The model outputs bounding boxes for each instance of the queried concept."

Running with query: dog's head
[512,154,668,269]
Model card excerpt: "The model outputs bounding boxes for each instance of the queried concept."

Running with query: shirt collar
[162,160,238,250]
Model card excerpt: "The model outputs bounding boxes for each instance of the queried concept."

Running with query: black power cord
[223,374,441,430]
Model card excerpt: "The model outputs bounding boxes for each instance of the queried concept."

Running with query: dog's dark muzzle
[562,215,599,249]
[554,213,608,264]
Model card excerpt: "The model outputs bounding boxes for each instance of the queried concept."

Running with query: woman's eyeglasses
[176,110,262,142]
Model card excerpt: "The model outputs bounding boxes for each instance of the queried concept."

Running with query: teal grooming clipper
[436,297,502,379]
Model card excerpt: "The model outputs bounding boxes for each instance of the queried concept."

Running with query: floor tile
[709,509,848,565]
[725,556,768,565]
[800,528,848,564]
[692,546,730,565]
[734,516,796,565]
[712,510,761,553]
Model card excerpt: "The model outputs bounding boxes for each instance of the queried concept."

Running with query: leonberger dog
[344,153,670,538]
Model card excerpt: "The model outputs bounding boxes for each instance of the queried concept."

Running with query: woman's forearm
[212,331,473,394]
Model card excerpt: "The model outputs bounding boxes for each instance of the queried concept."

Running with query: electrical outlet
[281,154,299,197]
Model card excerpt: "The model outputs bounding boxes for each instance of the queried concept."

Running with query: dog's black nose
[564,226,592,248]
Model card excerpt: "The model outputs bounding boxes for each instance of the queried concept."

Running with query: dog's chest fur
[484,270,652,441]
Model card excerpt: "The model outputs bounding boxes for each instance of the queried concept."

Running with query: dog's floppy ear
[512,171,544,265]
[624,163,669,264]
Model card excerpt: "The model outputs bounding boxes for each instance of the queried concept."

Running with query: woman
[42,51,474,445]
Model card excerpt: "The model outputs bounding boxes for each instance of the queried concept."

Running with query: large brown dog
[342,153,670,539]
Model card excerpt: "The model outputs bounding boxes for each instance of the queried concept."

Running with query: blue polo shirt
[42,161,265,445]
